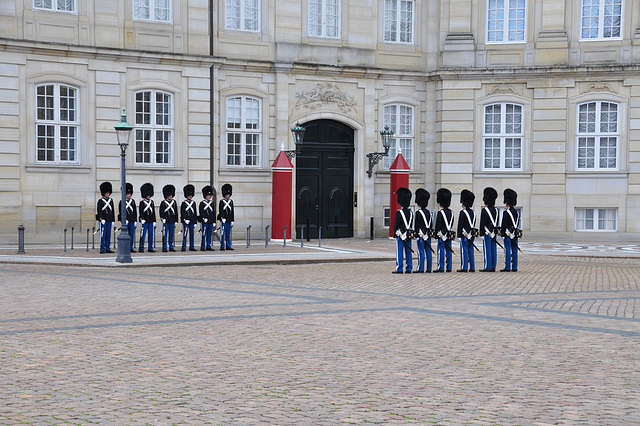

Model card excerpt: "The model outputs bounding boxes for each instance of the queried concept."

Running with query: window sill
[129,167,184,175]
[566,171,628,178]
[474,171,532,178]
[26,164,91,173]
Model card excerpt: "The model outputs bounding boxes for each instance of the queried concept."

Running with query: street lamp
[115,108,133,263]
[284,121,306,160]
[366,125,394,178]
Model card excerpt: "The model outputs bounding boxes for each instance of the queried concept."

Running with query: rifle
[485,226,505,250]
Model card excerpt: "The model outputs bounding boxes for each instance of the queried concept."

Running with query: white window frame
[383,206,390,228]
[575,208,617,232]
[576,101,619,170]
[33,0,77,13]
[133,0,172,23]
[225,95,262,168]
[309,0,341,39]
[482,103,523,171]
[383,0,414,44]
[134,90,174,167]
[580,0,622,40]
[35,83,80,164]
[382,103,414,169]
[487,0,526,43]
[225,0,261,32]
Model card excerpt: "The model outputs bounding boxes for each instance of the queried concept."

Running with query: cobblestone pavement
[0,243,639,424]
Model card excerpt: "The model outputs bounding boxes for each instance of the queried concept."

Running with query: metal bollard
[64,228,67,252]
[265,225,270,248]
[301,225,304,247]
[318,226,322,248]
[92,226,96,249]
[246,225,251,248]
[370,216,374,240]
[86,228,90,252]
[283,225,287,247]
[17,225,25,254]
[71,226,75,250]
[113,225,117,249]
[306,218,310,242]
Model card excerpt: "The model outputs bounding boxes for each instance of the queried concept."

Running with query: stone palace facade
[1,0,640,244]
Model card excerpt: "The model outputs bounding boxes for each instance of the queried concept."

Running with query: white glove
[400,232,407,241]
[438,231,447,241]
[125,220,129,225]
[134,222,137,227]
[153,222,157,228]
[101,219,106,225]
[141,219,146,224]
[230,221,234,227]
[162,218,166,224]
[222,218,226,223]
[203,218,208,223]
[185,220,190,225]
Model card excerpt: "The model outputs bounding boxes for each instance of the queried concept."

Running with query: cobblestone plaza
[0,240,638,424]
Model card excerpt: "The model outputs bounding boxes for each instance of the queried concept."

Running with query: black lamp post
[366,125,394,178]
[285,121,306,160]
[115,109,133,263]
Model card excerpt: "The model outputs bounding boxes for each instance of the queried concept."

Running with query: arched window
[225,96,262,167]
[134,90,174,166]
[576,101,619,170]
[35,83,79,164]
[483,103,523,170]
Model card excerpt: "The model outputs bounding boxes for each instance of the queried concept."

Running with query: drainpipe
[209,0,215,192]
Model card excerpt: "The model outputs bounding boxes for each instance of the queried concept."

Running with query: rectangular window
[35,84,79,164]
[309,0,340,38]
[488,0,526,42]
[577,101,618,170]
[383,104,414,169]
[226,96,262,167]
[383,206,390,228]
[134,0,172,22]
[134,90,174,166]
[384,0,414,44]
[34,0,76,13]
[483,103,523,170]
[226,0,260,32]
[575,208,617,231]
[581,0,622,39]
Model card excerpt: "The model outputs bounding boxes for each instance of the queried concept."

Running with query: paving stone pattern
[0,253,638,424]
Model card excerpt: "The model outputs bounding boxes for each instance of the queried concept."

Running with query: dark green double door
[296,120,354,239]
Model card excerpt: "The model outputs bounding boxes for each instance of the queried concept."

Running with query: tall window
[226,96,261,167]
[309,0,340,38]
[575,208,617,231]
[487,0,526,42]
[581,0,622,39]
[383,104,414,169]
[577,101,618,170]
[226,0,260,32]
[483,103,523,170]
[134,0,172,22]
[134,90,174,166]
[36,84,79,164]
[34,0,76,13]
[384,0,414,44]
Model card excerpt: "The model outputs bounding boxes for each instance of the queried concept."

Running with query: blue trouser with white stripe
[459,236,475,270]
[482,235,497,270]
[416,237,432,272]
[395,237,413,272]
[503,237,518,271]
[100,221,113,252]
[437,239,452,271]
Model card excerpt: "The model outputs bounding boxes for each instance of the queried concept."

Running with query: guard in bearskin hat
[393,187,413,274]
[97,181,115,254]
[138,183,156,252]
[199,185,216,251]
[218,183,234,251]
[479,187,499,272]
[159,184,178,252]
[413,188,433,273]
[456,189,477,272]
[181,184,198,252]
[434,188,454,272]
[501,188,520,272]
[118,183,137,252]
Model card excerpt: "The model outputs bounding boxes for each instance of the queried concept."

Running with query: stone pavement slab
[0,253,638,424]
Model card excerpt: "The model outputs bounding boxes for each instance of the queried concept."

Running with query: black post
[86,228,90,252]
[92,226,96,249]
[306,218,310,242]
[283,225,287,247]
[17,225,25,254]
[301,225,304,248]
[370,216,374,240]
[246,225,251,248]
[71,226,75,250]
[265,225,269,248]
[64,228,67,252]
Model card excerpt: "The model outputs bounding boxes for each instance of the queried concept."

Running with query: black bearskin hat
[415,188,430,208]
[99,181,112,197]
[460,189,475,208]
[163,184,175,199]
[125,183,133,195]
[222,183,232,197]
[141,183,154,198]
[183,184,195,198]
[483,187,498,207]
[202,185,214,198]
[436,188,451,208]
[504,188,517,206]
[396,187,412,208]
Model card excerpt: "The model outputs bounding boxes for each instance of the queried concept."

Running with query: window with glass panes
[134,90,173,166]
[226,96,261,167]
[35,83,79,164]
[133,0,171,22]
[483,103,523,170]
[577,101,618,170]
[309,0,340,38]
[575,208,617,231]
[225,0,260,32]
[487,0,526,43]
[581,0,622,40]
[34,0,76,13]
[383,104,414,169]
[384,0,414,44]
